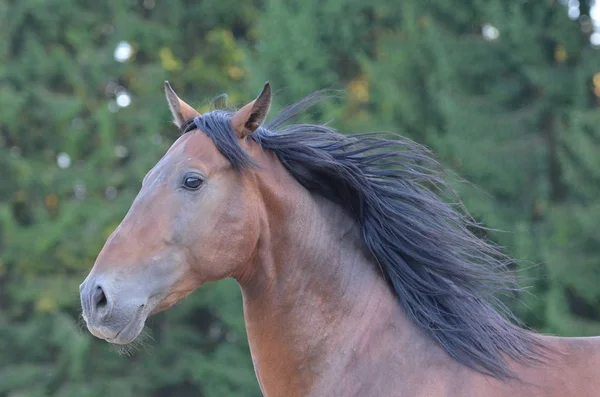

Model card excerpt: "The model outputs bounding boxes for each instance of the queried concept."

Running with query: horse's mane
[179,92,545,379]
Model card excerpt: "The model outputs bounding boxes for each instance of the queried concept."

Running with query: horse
[80,81,600,396]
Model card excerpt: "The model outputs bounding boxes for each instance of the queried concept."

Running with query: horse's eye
[183,176,203,190]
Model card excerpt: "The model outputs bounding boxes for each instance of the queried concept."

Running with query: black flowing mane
[179,92,544,379]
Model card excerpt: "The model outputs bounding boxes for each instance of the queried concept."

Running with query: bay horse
[80,82,600,396]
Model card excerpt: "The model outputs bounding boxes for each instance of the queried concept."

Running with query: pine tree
[364,0,600,333]
[1,1,261,395]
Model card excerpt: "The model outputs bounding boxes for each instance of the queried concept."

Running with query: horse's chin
[101,291,189,345]
[104,311,148,345]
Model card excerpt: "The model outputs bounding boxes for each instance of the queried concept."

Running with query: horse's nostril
[93,285,108,310]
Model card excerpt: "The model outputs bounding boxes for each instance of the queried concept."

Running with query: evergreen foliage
[1,1,260,395]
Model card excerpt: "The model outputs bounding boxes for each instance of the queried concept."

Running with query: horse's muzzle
[79,275,147,344]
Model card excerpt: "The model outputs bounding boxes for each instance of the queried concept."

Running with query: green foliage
[357,0,600,333]
[2,0,600,395]
[1,0,260,395]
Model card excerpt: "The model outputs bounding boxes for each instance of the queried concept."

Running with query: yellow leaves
[228,66,244,80]
[347,74,370,121]
[163,28,247,86]
[554,44,567,63]
[206,29,238,54]
[348,75,370,104]
[159,47,181,71]
[159,28,248,91]
[206,28,245,65]
[593,72,600,97]
[45,194,58,214]
[36,291,58,313]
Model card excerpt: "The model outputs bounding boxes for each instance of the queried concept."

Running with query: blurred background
[2,0,600,395]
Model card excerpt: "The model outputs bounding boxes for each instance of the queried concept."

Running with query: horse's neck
[239,189,457,396]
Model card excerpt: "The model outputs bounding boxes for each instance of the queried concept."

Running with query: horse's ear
[164,81,200,127]
[231,82,272,139]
